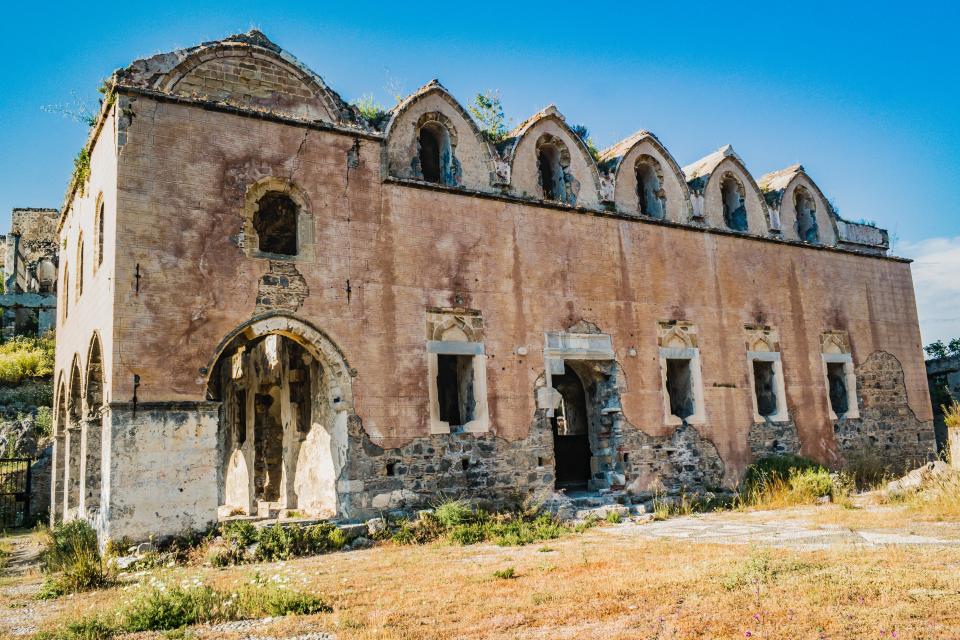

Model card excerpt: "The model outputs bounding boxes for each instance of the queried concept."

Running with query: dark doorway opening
[551,367,591,489]
[437,354,476,428]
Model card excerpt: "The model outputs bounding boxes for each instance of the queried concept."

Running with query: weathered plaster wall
[51,104,118,526]
[98,96,932,491]
[100,404,219,541]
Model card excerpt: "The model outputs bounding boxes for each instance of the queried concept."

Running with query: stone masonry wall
[834,351,935,473]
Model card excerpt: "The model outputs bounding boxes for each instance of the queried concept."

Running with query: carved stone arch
[384,81,497,191]
[781,172,840,246]
[158,42,344,123]
[430,315,479,343]
[603,131,693,222]
[702,156,770,234]
[505,106,603,209]
[204,312,354,412]
[241,177,315,261]
[415,111,459,148]
[68,355,84,422]
[53,371,67,437]
[748,333,775,353]
[85,332,104,416]
[661,325,695,349]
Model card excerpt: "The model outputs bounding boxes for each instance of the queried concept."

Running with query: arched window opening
[36,259,56,294]
[720,174,748,232]
[253,193,298,256]
[538,144,566,202]
[418,123,444,184]
[76,235,84,299]
[794,187,819,244]
[62,264,69,320]
[636,156,666,219]
[96,202,105,268]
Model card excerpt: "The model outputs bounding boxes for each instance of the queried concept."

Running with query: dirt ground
[5,500,960,640]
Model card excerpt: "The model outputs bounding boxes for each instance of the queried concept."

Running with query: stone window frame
[792,185,820,244]
[719,171,748,232]
[93,192,104,274]
[426,310,490,435]
[634,153,667,218]
[75,233,84,301]
[61,262,69,321]
[414,111,460,187]
[746,351,789,423]
[241,177,316,263]
[820,332,860,420]
[535,133,574,204]
[657,322,707,427]
[744,326,789,424]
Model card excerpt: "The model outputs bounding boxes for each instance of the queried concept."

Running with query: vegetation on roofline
[468,91,511,144]
[351,94,390,129]
[570,124,602,163]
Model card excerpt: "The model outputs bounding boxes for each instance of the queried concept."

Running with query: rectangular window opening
[752,360,778,418]
[437,354,476,427]
[826,362,849,417]
[665,358,695,420]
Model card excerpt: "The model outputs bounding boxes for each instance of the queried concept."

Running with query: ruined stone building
[0,208,59,337]
[49,31,934,541]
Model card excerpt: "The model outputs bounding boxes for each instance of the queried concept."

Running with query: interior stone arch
[206,314,354,519]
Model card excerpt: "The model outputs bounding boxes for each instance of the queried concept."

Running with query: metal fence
[0,458,31,528]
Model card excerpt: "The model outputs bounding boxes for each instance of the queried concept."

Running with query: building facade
[0,207,58,337]
[50,31,934,542]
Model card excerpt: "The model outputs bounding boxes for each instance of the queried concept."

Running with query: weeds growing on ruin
[351,94,390,129]
[391,499,588,547]
[206,520,347,567]
[468,91,510,144]
[38,520,111,598]
[737,455,852,510]
[33,580,329,639]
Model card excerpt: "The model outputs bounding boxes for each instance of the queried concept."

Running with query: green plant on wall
[71,147,91,197]
[469,91,510,144]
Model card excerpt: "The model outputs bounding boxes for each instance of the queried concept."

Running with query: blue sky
[2,1,958,342]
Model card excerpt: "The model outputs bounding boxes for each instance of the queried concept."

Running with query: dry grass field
[5,496,960,640]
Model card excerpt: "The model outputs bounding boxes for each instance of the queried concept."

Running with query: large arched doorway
[206,315,352,520]
[82,334,104,516]
[551,366,591,490]
[65,359,83,518]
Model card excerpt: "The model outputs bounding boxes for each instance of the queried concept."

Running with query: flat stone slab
[604,509,960,550]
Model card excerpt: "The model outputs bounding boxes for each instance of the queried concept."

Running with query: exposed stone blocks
[48,32,935,541]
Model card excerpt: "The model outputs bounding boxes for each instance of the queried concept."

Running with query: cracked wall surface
[51,31,933,540]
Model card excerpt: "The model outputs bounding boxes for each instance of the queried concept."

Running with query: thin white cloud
[898,236,960,346]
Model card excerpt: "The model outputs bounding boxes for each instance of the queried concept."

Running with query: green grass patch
[38,520,111,598]
[738,455,851,509]
[0,335,55,385]
[207,520,347,567]
[33,582,329,639]
[391,499,586,547]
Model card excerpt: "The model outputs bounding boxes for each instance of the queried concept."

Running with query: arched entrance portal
[206,315,352,520]
[551,367,591,489]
